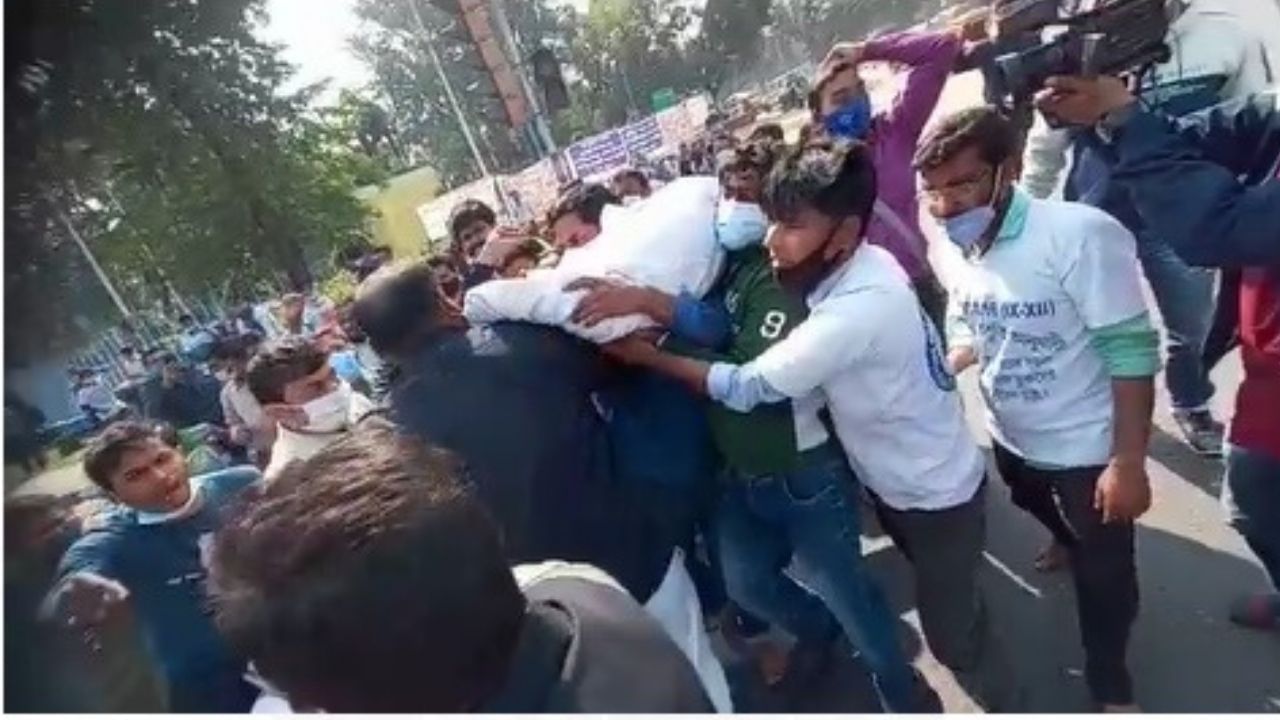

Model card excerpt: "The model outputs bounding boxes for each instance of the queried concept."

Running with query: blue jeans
[1136,233,1217,410]
[1222,444,1280,591]
[715,444,916,711]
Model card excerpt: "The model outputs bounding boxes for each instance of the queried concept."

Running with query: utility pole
[49,195,132,318]
[488,0,557,155]
[405,0,491,176]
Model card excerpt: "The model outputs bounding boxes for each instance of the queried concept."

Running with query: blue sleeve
[670,292,731,350]
[200,465,262,509]
[56,526,124,581]
[1111,100,1280,268]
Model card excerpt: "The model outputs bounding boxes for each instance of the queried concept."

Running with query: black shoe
[1173,409,1224,457]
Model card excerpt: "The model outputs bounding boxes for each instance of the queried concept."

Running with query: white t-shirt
[727,244,986,511]
[947,196,1149,468]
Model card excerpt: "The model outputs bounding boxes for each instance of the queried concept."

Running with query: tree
[6,0,377,363]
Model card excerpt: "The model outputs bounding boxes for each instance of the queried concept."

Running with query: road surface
[788,70,1280,713]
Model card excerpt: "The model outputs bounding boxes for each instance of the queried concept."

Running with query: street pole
[405,0,491,176]
[488,0,557,155]
[49,195,132,318]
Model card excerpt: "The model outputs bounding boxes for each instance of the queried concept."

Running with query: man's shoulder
[195,466,261,506]
[1029,197,1129,236]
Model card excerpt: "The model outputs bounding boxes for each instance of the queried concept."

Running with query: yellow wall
[354,165,442,259]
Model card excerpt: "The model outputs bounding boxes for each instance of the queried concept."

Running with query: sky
[260,0,592,100]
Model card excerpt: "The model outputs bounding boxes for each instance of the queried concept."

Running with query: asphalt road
[13,71,1277,715]
[785,70,1279,714]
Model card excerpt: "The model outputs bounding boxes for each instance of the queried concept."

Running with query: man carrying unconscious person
[351,260,733,710]
[601,139,1025,712]
[809,27,962,330]
[207,420,715,713]
[566,139,930,711]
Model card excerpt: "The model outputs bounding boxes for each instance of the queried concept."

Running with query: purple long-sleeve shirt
[859,30,960,280]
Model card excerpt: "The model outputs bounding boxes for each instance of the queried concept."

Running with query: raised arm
[858,30,961,141]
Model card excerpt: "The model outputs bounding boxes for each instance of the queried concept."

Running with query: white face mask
[715,199,769,251]
[299,383,353,434]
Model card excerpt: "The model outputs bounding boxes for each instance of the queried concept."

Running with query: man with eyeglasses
[917,106,1159,712]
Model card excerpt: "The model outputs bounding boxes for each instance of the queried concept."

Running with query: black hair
[763,139,878,227]
[913,106,1021,172]
[808,61,857,116]
[547,183,619,228]
[211,336,255,366]
[83,421,162,493]
[208,420,525,713]
[245,337,329,405]
[178,314,194,325]
[748,123,785,143]
[612,168,650,192]
[119,346,136,356]
[352,261,443,360]
[447,200,496,245]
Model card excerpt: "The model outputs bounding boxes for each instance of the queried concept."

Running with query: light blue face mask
[715,200,769,251]
[941,166,1005,253]
[823,95,872,140]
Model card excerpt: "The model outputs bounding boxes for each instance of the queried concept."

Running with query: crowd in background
[6,0,1280,714]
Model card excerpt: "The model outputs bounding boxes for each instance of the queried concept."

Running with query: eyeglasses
[918,167,994,205]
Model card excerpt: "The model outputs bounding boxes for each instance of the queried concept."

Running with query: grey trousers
[872,482,1025,712]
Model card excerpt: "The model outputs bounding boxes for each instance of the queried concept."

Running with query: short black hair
[914,106,1021,172]
[808,61,857,116]
[246,338,329,405]
[208,420,525,712]
[211,336,255,366]
[352,261,443,360]
[119,346,136,356]
[178,314,194,325]
[717,140,779,178]
[83,421,162,493]
[748,123,785,143]
[447,200,496,244]
[612,168,650,191]
[547,183,618,228]
[763,139,878,227]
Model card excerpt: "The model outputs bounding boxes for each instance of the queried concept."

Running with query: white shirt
[708,244,985,511]
[263,392,377,481]
[947,195,1149,468]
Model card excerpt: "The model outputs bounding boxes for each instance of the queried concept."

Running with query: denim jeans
[1136,232,1217,410]
[1222,444,1280,591]
[715,444,917,711]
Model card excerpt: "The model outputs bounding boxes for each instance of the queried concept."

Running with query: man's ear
[823,215,863,261]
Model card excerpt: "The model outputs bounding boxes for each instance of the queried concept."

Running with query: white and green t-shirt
[947,191,1151,468]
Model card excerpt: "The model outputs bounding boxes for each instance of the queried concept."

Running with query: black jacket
[388,323,669,600]
[483,576,713,713]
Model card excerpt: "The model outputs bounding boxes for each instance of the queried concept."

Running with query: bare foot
[1034,540,1069,573]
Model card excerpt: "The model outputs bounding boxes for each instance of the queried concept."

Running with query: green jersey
[674,245,810,476]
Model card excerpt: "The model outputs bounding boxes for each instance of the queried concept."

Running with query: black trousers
[992,443,1138,706]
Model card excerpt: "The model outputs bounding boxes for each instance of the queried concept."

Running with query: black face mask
[773,221,845,300]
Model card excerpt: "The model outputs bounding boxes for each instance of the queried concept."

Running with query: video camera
[987,0,1171,117]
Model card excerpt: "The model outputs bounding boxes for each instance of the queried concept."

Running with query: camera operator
[1037,74,1279,631]
[1019,0,1277,457]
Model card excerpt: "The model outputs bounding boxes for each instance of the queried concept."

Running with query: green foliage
[6,0,380,364]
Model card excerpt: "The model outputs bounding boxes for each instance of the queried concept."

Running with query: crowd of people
[7,0,1279,713]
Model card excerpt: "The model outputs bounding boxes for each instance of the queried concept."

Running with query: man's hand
[45,572,130,651]
[1034,75,1135,127]
[566,277,665,328]
[822,41,866,70]
[600,333,662,366]
[1094,457,1151,524]
[474,226,530,269]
